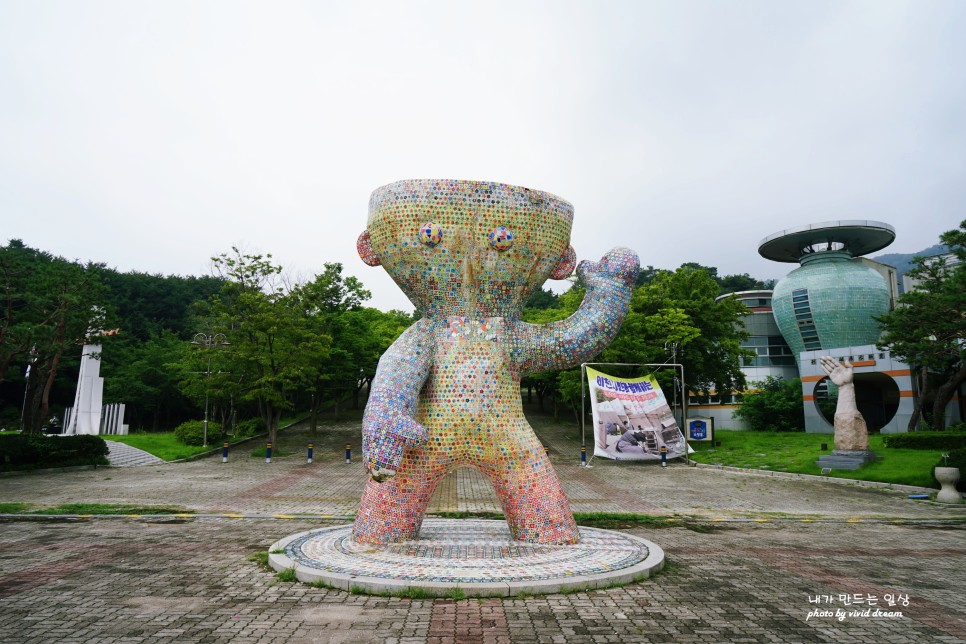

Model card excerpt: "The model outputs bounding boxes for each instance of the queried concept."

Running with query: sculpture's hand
[820,356,853,387]
[363,408,428,482]
[576,247,640,290]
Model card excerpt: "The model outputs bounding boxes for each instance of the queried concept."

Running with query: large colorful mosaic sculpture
[353,179,639,545]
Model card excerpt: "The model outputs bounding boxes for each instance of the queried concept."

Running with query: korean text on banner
[587,367,686,461]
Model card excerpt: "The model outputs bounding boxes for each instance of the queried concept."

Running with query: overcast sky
[2,0,963,312]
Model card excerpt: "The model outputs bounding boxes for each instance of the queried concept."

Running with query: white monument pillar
[65,341,104,435]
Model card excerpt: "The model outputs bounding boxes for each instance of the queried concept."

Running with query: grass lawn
[108,415,302,461]
[688,431,944,488]
[0,502,192,515]
[106,433,213,461]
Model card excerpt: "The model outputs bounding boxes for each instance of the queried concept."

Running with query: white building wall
[797,344,915,434]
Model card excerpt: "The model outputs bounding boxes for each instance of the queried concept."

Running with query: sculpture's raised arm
[361,319,436,481]
[511,246,639,376]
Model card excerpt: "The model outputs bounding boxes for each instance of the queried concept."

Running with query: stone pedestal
[935,467,963,504]
[269,519,665,597]
[816,450,880,471]
[834,411,869,451]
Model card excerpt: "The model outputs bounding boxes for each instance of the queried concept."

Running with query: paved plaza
[2,414,965,643]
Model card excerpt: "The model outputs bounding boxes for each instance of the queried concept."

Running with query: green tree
[100,269,222,341]
[634,265,662,287]
[0,240,107,431]
[732,376,805,432]
[293,263,407,430]
[877,219,966,430]
[610,267,751,397]
[520,265,751,423]
[102,330,196,431]
[717,273,774,294]
[523,287,559,310]
[338,307,413,410]
[200,248,326,447]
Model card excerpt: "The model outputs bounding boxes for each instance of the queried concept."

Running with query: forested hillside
[1,239,770,435]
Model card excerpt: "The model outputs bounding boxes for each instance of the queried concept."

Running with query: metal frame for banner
[580,362,689,466]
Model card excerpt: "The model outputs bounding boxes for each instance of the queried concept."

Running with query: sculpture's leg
[476,418,579,545]
[352,448,450,545]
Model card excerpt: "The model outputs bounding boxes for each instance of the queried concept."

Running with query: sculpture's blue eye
[489,226,513,251]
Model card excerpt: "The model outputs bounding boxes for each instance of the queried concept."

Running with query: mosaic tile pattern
[287,519,651,583]
[354,179,639,546]
[550,244,577,279]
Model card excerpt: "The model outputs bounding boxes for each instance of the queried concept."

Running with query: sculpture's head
[357,179,577,318]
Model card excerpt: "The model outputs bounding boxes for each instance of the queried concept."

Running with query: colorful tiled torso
[354,179,639,545]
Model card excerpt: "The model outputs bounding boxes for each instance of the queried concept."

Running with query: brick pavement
[1,412,965,642]
[0,517,963,643]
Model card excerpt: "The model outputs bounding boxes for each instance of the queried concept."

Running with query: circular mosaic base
[268,519,664,597]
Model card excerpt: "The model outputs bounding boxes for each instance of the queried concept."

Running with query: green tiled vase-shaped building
[771,251,890,367]
[759,221,896,370]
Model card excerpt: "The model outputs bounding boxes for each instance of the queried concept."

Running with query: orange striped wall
[802,369,912,383]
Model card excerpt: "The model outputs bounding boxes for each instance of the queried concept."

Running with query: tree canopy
[522,263,752,421]
[0,240,108,431]
[611,266,751,397]
[642,262,775,294]
[186,251,412,445]
[877,219,966,430]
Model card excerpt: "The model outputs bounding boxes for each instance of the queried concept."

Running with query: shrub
[174,420,222,446]
[0,434,43,466]
[936,447,966,492]
[47,435,109,460]
[733,377,805,432]
[882,432,966,450]
[0,434,109,471]
[235,417,266,437]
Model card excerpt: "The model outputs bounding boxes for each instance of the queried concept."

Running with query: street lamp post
[664,341,681,425]
[191,333,229,446]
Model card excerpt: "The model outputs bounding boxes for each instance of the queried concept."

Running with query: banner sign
[587,367,687,461]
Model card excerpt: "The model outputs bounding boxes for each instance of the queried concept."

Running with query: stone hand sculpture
[820,356,869,451]
[352,179,639,545]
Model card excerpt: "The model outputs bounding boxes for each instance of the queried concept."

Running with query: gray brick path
[1,412,964,642]
[104,440,165,467]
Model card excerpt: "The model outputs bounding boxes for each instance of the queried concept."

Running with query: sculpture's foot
[351,519,420,546]
[353,474,432,545]
[505,509,580,545]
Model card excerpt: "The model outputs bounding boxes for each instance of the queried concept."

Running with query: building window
[790,288,821,350]
[740,334,797,367]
